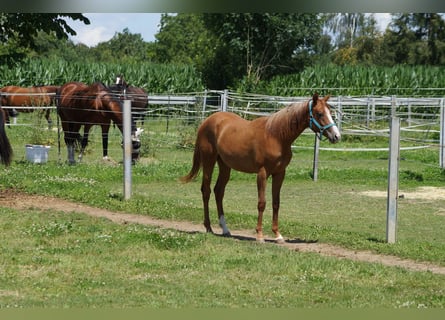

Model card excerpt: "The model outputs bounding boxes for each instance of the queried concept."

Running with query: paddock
[1,90,445,307]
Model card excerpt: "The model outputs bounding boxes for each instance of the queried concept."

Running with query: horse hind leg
[78,132,89,161]
[45,109,52,130]
[200,155,217,234]
[214,158,231,236]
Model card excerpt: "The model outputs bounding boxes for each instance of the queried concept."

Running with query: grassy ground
[1,111,445,307]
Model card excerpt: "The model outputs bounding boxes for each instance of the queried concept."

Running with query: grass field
[0,110,445,307]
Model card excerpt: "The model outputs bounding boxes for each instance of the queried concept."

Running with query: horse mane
[265,100,308,140]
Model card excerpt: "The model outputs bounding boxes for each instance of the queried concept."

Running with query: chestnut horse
[108,75,148,124]
[181,93,341,243]
[0,106,13,166]
[0,85,59,128]
[57,81,141,164]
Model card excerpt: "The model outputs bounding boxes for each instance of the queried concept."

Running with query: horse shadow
[219,232,318,244]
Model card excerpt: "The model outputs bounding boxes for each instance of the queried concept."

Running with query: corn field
[264,64,445,97]
[0,58,204,94]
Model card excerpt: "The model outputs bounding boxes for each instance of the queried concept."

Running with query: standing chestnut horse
[0,106,13,166]
[0,85,59,128]
[181,93,340,243]
[57,81,141,164]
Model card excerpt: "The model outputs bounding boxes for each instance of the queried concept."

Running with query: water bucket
[25,144,50,164]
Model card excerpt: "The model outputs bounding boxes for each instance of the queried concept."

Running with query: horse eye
[316,112,323,118]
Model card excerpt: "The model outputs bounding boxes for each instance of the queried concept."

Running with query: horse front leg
[45,109,52,130]
[255,168,267,242]
[65,123,78,164]
[271,171,285,244]
[79,125,91,162]
[101,124,110,160]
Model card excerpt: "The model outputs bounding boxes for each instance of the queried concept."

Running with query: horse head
[309,93,341,143]
[115,75,128,88]
[131,127,143,161]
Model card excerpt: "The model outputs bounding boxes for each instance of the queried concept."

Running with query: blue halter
[309,100,337,140]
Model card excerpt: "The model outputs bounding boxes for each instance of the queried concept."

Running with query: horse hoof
[222,231,231,237]
[256,238,266,244]
[275,236,285,244]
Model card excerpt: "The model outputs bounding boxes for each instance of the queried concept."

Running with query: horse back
[58,82,120,125]
[1,85,56,106]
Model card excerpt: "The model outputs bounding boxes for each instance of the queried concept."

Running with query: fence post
[440,99,445,168]
[202,89,208,120]
[391,95,397,118]
[312,134,320,181]
[166,94,170,133]
[337,95,342,133]
[386,117,400,244]
[123,100,132,200]
[222,89,228,112]
[366,96,370,129]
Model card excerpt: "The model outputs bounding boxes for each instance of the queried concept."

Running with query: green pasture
[1,111,445,307]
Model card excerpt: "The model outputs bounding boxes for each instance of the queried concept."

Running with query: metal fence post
[222,89,228,112]
[312,134,320,181]
[386,117,400,244]
[440,99,445,169]
[123,100,132,200]
[337,95,342,132]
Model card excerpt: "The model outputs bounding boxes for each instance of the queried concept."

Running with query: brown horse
[0,85,59,128]
[0,106,13,166]
[57,81,142,164]
[108,75,148,124]
[181,93,341,243]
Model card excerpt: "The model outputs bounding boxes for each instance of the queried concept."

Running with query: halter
[309,100,337,140]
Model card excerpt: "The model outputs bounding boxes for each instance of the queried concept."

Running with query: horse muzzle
[325,126,341,143]
[131,139,141,161]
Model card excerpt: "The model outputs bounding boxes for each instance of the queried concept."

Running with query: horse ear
[312,92,319,104]
[324,94,331,102]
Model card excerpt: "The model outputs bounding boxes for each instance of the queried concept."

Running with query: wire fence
[1,90,444,168]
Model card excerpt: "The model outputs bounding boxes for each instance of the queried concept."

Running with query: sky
[68,13,392,47]
[68,13,163,47]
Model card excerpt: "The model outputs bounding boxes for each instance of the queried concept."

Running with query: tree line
[1,13,445,92]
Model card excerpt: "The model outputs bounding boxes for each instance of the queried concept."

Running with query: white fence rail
[2,90,444,167]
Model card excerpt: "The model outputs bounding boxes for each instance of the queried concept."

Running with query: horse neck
[102,98,135,134]
[266,101,310,144]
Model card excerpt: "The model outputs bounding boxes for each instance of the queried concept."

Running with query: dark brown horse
[0,85,59,128]
[0,106,13,166]
[57,81,142,164]
[108,75,148,124]
[181,93,341,243]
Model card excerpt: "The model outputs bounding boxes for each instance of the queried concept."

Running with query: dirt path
[1,189,445,276]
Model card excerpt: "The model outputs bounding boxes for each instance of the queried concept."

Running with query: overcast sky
[68,13,392,47]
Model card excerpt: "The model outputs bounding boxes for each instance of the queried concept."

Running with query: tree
[0,13,90,63]
[325,13,367,48]
[324,13,382,65]
[381,13,445,65]
[154,13,216,85]
[93,28,149,63]
[203,13,322,89]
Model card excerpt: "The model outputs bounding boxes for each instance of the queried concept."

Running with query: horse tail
[180,142,201,183]
[0,108,13,166]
